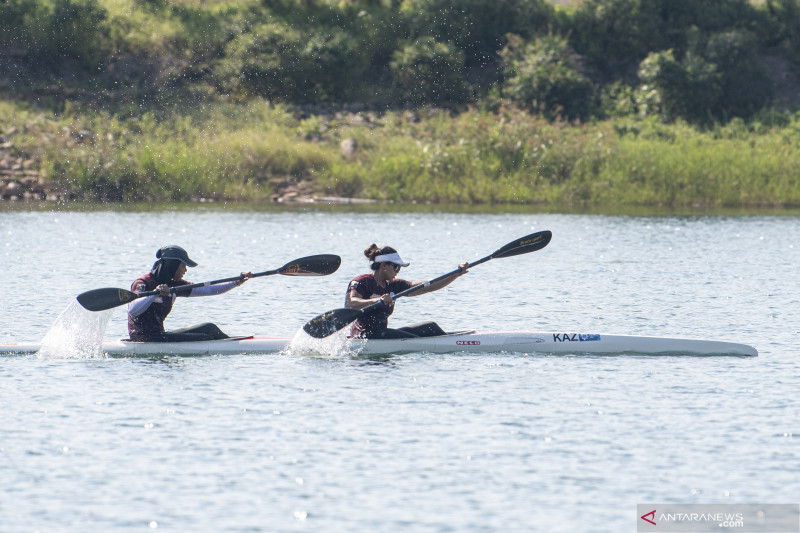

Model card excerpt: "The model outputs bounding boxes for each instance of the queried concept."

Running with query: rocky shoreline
[0,167,375,205]
[0,129,71,202]
[0,167,70,203]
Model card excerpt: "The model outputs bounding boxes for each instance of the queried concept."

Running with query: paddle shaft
[77,254,341,312]
[302,231,552,338]
[358,257,487,315]
[134,268,278,299]
[359,230,551,313]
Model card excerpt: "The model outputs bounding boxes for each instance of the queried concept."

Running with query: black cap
[156,245,198,267]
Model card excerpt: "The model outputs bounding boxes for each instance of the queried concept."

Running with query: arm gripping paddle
[77,254,341,312]
[302,230,552,338]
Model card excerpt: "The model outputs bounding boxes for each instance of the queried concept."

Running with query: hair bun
[364,243,380,260]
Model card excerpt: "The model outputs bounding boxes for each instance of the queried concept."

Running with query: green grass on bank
[4,0,800,210]
[4,98,800,207]
[322,109,800,207]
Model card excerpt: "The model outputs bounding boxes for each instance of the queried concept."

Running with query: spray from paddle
[287,328,364,358]
[37,300,113,359]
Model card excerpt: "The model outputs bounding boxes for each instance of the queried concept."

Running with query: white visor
[373,252,410,267]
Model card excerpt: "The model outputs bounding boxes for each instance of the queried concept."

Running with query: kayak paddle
[77,254,342,312]
[302,230,552,339]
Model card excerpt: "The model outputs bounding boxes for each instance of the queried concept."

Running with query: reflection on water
[2,206,800,533]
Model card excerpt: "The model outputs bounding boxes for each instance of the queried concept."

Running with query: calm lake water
[1,205,799,532]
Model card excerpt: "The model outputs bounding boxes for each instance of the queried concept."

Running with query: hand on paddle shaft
[302,230,553,339]
[76,254,342,312]
[154,270,252,298]
[371,260,470,309]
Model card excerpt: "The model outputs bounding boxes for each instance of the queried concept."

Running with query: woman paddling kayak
[128,245,252,342]
[345,244,469,339]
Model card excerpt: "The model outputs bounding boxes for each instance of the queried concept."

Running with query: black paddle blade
[76,287,138,312]
[279,254,341,276]
[491,230,552,259]
[302,307,362,338]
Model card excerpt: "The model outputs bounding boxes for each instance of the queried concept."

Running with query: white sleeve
[128,294,158,317]
[187,281,238,297]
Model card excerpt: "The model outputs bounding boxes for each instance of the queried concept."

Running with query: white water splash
[287,329,363,358]
[37,300,113,359]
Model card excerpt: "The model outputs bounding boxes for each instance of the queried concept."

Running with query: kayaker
[345,244,469,339]
[127,245,252,342]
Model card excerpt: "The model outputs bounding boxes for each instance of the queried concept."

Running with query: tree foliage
[401,0,556,66]
[1,0,800,123]
[570,0,761,79]
[0,0,108,65]
[390,37,469,105]
[637,28,771,123]
[217,23,370,102]
[500,33,594,120]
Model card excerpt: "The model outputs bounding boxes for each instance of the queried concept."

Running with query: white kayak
[351,331,757,356]
[0,331,757,356]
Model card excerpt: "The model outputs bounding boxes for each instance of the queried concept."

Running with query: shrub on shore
[5,98,800,208]
[3,0,800,208]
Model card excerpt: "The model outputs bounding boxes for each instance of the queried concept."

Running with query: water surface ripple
[1,209,798,532]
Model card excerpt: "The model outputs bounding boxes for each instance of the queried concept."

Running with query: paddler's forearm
[128,294,157,317]
[187,281,238,297]
[411,269,466,296]
[346,295,385,310]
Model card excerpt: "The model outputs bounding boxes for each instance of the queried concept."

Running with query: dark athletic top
[127,273,191,341]
[347,273,412,337]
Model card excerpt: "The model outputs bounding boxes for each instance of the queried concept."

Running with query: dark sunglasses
[388,263,401,273]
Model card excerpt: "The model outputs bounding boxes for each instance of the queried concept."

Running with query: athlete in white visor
[344,244,469,339]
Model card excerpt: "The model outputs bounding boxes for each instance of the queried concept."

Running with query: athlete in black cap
[127,245,252,342]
